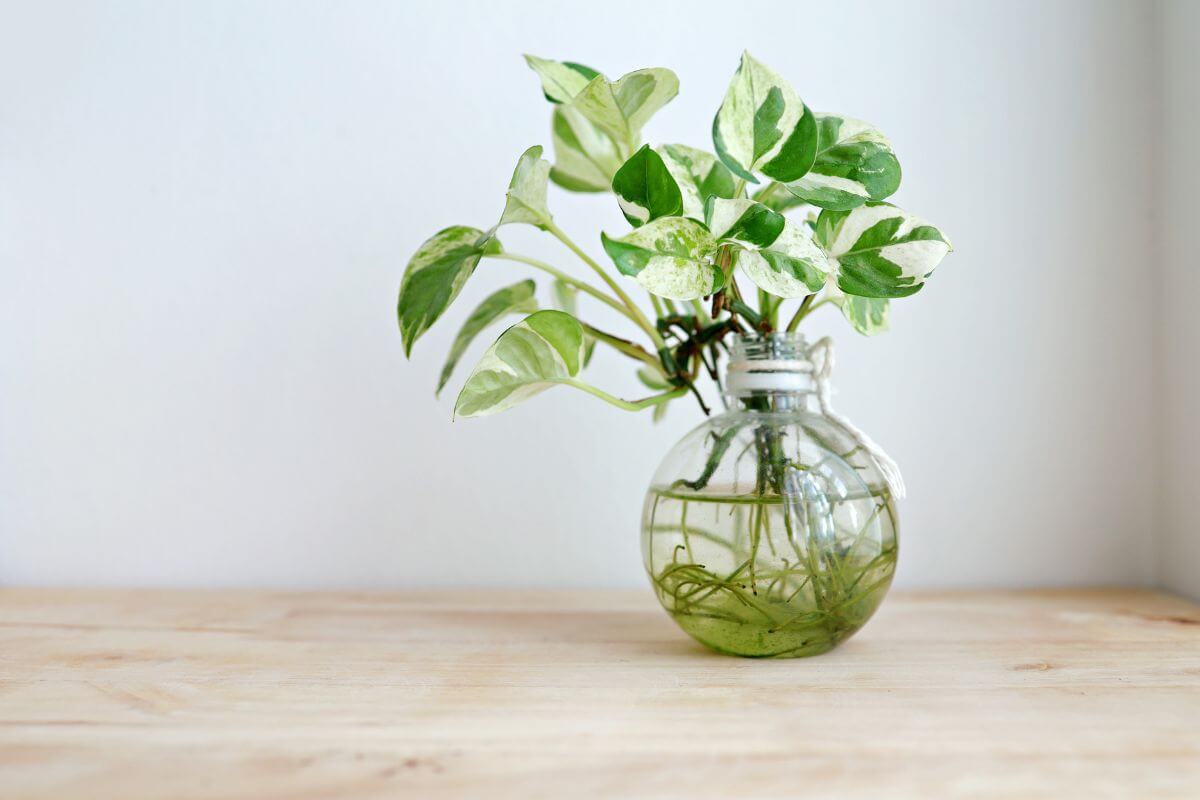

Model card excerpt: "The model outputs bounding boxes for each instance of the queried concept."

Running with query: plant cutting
[397,52,953,658]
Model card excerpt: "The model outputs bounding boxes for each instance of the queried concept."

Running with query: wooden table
[1,588,1198,799]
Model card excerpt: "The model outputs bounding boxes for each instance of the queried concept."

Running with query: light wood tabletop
[1,587,1198,799]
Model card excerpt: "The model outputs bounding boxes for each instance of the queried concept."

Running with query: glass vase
[641,333,899,658]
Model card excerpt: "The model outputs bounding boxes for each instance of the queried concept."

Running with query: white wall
[1157,0,1200,599]
[1,0,1160,589]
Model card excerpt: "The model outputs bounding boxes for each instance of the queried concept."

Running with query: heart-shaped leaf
[524,55,599,104]
[436,280,538,395]
[525,56,623,193]
[816,202,952,298]
[706,199,829,298]
[704,198,785,247]
[455,310,588,418]
[830,285,890,336]
[550,279,596,365]
[612,145,683,227]
[601,217,722,300]
[548,106,623,192]
[498,146,553,228]
[712,52,818,183]
[398,226,500,356]
[783,115,901,210]
[572,68,679,152]
[736,220,831,298]
[657,144,737,220]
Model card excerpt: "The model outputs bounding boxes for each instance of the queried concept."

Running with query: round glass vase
[641,332,898,658]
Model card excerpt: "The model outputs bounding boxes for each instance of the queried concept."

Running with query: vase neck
[724,333,820,412]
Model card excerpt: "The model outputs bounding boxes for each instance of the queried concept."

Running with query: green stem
[544,222,665,350]
[564,380,686,412]
[785,293,817,332]
[488,253,628,317]
[649,293,665,318]
[581,322,667,375]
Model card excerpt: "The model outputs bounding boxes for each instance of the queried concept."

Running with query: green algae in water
[644,486,897,658]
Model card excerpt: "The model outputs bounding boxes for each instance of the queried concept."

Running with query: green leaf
[454,310,589,418]
[704,198,785,248]
[832,286,890,336]
[548,106,623,192]
[657,144,737,220]
[736,219,831,298]
[572,68,679,152]
[712,52,818,183]
[524,55,599,104]
[436,280,538,395]
[601,217,722,300]
[550,280,596,366]
[705,199,829,298]
[816,202,952,298]
[612,145,683,227]
[498,145,553,228]
[397,226,499,356]
[784,115,901,210]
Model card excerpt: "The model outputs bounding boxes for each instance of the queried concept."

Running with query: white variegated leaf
[548,107,622,192]
[784,115,901,210]
[816,202,952,298]
[704,198,784,247]
[455,310,588,418]
[523,55,598,103]
[601,216,722,300]
[498,146,552,228]
[572,68,679,152]
[397,226,500,356]
[656,144,737,220]
[712,52,818,183]
[436,280,538,394]
[735,219,831,298]
[827,283,890,335]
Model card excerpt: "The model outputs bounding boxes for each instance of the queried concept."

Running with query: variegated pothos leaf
[601,217,722,300]
[612,145,683,226]
[436,280,538,395]
[656,144,737,220]
[523,55,599,104]
[712,52,818,183]
[828,283,890,336]
[705,199,830,298]
[704,198,784,247]
[816,202,952,298]
[550,279,596,365]
[498,146,553,228]
[548,106,622,192]
[784,115,901,210]
[572,68,679,153]
[454,310,589,418]
[397,226,500,356]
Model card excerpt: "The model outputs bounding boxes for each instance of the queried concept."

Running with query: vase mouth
[729,331,810,364]
[726,333,815,397]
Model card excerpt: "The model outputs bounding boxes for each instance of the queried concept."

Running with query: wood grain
[1,588,1198,799]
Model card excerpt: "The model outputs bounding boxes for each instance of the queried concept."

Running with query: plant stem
[563,380,686,412]
[488,253,628,317]
[786,293,817,332]
[581,322,668,375]
[649,293,665,317]
[544,221,665,350]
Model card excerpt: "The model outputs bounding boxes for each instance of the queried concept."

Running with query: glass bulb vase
[641,333,898,658]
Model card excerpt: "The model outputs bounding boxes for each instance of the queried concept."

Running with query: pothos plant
[398,52,952,421]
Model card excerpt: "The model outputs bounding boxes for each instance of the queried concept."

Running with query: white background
[2,1,1192,594]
